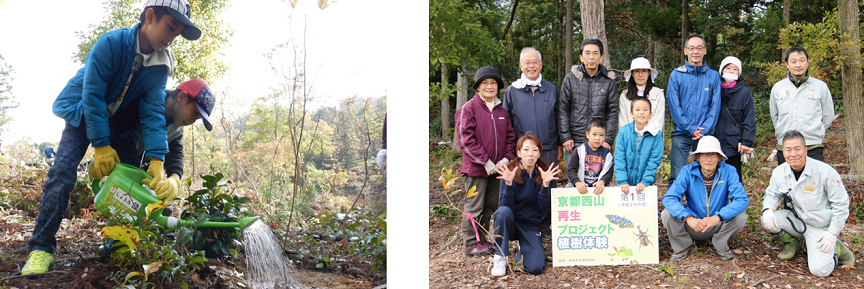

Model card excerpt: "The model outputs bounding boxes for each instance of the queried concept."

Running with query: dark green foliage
[283,207,386,280]
[180,172,253,258]
[97,205,207,287]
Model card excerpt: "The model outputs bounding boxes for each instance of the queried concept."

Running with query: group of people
[21,0,217,276]
[455,34,852,278]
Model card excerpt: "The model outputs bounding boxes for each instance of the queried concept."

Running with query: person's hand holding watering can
[141,159,180,202]
[89,145,120,179]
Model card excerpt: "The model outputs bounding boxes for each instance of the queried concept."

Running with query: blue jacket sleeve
[665,72,688,134]
[640,133,664,185]
[81,34,116,147]
[138,85,169,161]
[701,75,722,135]
[614,130,628,185]
[716,166,750,221]
[662,168,694,220]
[499,180,516,208]
[536,184,551,212]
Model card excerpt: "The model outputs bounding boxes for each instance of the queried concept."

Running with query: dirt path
[429,117,864,288]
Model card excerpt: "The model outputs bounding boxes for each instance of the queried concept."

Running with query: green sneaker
[21,250,53,275]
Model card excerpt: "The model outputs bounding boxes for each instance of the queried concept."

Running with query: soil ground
[429,116,864,288]
[0,209,376,289]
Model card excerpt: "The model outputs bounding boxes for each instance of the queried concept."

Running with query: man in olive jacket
[558,38,618,186]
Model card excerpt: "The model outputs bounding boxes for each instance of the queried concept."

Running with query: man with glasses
[503,47,562,239]
[558,39,618,187]
[769,46,834,165]
[666,33,721,186]
[760,130,853,276]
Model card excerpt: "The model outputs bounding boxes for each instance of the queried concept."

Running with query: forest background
[429,0,864,287]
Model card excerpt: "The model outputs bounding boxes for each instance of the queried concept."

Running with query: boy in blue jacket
[568,118,614,195]
[614,97,664,194]
[661,136,749,261]
[23,0,201,275]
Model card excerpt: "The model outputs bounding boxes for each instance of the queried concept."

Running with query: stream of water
[243,220,305,289]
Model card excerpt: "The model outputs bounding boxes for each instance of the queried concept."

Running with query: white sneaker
[488,254,507,277]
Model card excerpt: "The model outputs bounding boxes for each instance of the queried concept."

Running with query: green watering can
[92,163,259,229]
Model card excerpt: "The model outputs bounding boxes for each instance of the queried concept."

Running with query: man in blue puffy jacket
[23,0,201,276]
[661,136,748,261]
[666,33,721,186]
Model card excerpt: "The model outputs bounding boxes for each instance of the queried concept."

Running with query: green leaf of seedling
[193,189,209,197]
[192,256,207,264]
[193,231,205,249]
[316,263,324,268]
[230,249,238,256]
[237,197,252,204]
[348,222,362,230]
[185,177,192,187]
[323,256,332,263]
[196,212,211,225]
[220,242,231,256]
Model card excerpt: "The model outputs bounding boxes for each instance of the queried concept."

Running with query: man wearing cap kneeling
[761,130,853,277]
[110,78,216,203]
[661,135,749,261]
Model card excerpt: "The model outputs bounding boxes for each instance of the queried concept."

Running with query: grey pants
[461,175,501,246]
[767,209,837,277]
[661,209,747,253]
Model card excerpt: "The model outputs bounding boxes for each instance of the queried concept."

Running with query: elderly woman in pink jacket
[455,66,516,257]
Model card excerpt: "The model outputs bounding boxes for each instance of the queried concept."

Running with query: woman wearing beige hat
[618,57,665,131]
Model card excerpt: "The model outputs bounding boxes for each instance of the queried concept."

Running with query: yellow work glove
[141,160,179,202]
[89,145,120,179]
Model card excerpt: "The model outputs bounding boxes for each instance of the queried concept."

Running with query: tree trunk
[565,0,574,71]
[653,0,667,65]
[580,0,611,69]
[681,0,689,63]
[502,0,519,41]
[559,0,566,81]
[440,64,450,140]
[647,34,655,64]
[839,0,864,174]
[452,65,470,149]
[781,0,791,56]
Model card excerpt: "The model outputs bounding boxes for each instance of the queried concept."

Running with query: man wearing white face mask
[713,56,755,182]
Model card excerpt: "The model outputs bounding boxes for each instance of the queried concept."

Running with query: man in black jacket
[558,39,618,186]
[110,78,215,202]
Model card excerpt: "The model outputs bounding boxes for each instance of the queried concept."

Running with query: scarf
[510,73,543,89]
[721,81,737,89]
[788,72,809,88]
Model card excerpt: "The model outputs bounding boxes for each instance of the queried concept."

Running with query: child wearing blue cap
[22,0,202,276]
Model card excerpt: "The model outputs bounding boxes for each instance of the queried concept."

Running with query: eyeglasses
[582,51,601,56]
[521,60,541,66]
[686,46,706,51]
